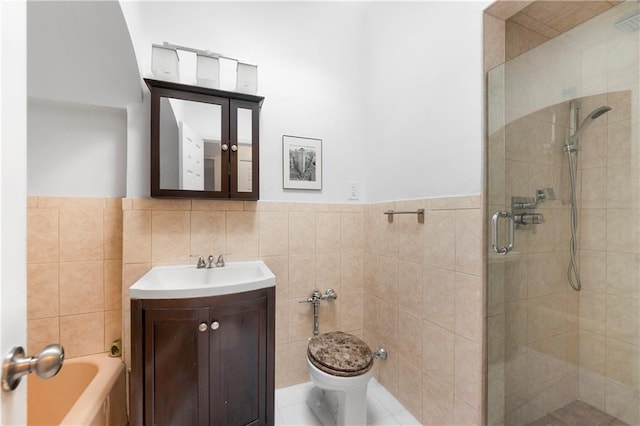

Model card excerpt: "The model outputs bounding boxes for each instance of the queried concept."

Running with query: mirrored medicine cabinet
[145,78,264,200]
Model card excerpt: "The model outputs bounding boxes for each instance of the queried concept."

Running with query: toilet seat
[307,331,373,377]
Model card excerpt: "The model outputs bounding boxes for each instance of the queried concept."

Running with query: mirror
[236,107,253,193]
[159,97,222,191]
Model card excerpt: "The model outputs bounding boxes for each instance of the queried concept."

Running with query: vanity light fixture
[236,61,258,95]
[151,44,180,82]
[151,42,257,94]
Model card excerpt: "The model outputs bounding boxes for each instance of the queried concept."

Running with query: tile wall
[120,195,483,425]
[26,197,123,358]
[362,196,484,425]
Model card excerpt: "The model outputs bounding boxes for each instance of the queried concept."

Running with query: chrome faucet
[191,255,207,269]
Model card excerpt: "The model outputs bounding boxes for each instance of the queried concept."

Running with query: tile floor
[528,400,628,426]
[275,379,421,426]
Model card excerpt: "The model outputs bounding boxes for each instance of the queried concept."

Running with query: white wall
[364,1,488,202]
[28,99,127,197]
[121,1,368,201]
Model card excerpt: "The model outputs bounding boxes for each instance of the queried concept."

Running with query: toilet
[306,331,374,426]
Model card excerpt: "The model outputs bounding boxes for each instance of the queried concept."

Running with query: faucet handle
[215,253,230,267]
[190,255,206,269]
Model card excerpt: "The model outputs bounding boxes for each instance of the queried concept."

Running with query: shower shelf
[384,209,425,224]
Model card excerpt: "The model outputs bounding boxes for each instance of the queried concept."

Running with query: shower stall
[486,1,640,425]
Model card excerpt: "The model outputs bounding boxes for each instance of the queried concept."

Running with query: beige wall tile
[607,164,639,209]
[607,210,640,253]
[275,300,289,345]
[60,312,104,358]
[398,362,423,423]
[259,211,288,256]
[287,340,310,385]
[341,212,364,250]
[262,256,289,300]
[455,209,482,277]
[377,299,399,351]
[27,317,59,355]
[123,210,151,263]
[484,12,506,72]
[379,349,399,397]
[104,309,122,352]
[430,196,480,211]
[289,211,316,255]
[340,250,363,293]
[226,211,259,260]
[104,208,123,260]
[399,261,423,316]
[378,256,399,306]
[606,295,639,343]
[423,266,455,331]
[316,252,341,292]
[423,374,454,426]
[580,290,606,334]
[319,296,340,334]
[424,210,456,270]
[605,379,640,425]
[454,396,479,426]
[398,310,423,369]
[28,208,59,263]
[59,260,104,316]
[27,263,59,320]
[454,335,481,410]
[190,199,243,211]
[580,250,606,293]
[580,330,605,375]
[455,273,483,343]
[580,209,607,251]
[605,338,639,388]
[275,343,289,388]
[151,210,190,264]
[289,254,316,299]
[27,196,38,208]
[606,252,640,298]
[423,320,454,390]
[190,211,226,258]
[104,259,122,311]
[288,299,314,342]
[316,212,341,253]
[59,208,104,261]
[133,198,191,211]
[340,290,363,333]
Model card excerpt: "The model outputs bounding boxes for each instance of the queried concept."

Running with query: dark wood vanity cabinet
[130,288,275,426]
[145,78,264,200]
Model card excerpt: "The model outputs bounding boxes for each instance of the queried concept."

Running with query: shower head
[568,105,612,145]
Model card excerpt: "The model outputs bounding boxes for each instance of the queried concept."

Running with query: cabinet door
[144,307,210,426]
[210,295,268,426]
[229,99,260,200]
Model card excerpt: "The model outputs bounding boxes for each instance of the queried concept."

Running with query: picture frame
[283,135,322,190]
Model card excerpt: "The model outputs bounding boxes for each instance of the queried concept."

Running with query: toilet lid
[307,331,373,377]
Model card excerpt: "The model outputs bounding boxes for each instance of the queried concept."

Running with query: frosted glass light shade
[197,54,220,89]
[151,45,180,82]
[236,62,258,94]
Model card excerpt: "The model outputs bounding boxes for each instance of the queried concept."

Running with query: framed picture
[283,135,322,190]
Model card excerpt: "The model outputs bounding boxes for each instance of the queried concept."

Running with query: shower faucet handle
[536,188,556,202]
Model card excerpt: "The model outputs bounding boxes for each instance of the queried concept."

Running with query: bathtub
[27,353,127,426]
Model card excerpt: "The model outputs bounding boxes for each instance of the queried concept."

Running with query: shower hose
[566,147,582,291]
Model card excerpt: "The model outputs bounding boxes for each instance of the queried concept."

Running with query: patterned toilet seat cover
[307,331,373,377]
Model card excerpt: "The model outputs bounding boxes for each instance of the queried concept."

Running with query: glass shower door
[486,2,640,425]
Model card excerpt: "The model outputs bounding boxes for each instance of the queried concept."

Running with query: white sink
[129,260,275,299]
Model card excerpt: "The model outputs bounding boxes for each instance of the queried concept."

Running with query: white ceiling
[27,1,142,109]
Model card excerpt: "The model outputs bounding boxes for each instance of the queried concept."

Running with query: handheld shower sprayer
[565,105,612,150]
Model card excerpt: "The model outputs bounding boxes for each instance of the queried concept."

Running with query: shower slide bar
[384,209,425,224]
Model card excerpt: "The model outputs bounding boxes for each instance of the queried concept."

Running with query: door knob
[231,145,238,152]
[221,144,229,152]
[211,321,220,330]
[2,344,64,391]
[198,322,208,332]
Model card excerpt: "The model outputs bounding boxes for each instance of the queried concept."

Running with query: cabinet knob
[231,145,238,152]
[198,322,208,332]
[211,321,220,330]
[221,144,229,152]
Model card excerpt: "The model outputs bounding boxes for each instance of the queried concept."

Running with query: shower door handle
[491,211,514,255]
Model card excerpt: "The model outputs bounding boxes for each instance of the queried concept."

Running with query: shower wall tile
[27,197,122,359]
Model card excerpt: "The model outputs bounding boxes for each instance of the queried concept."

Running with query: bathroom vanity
[129,262,275,426]
[145,78,264,200]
